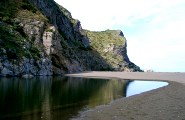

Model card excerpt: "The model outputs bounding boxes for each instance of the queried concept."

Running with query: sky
[54,0,185,72]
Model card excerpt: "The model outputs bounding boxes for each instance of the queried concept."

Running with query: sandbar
[66,72,185,120]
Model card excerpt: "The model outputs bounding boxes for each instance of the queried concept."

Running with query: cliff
[85,30,141,71]
[0,0,142,76]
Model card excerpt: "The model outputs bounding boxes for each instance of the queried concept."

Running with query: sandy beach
[66,72,185,120]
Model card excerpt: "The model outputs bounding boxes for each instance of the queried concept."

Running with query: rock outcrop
[0,0,142,77]
[0,21,52,76]
[27,0,90,48]
[85,30,141,72]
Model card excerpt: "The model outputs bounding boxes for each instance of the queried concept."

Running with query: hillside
[85,30,140,71]
[0,0,142,76]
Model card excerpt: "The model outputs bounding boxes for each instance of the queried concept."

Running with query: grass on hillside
[0,23,27,59]
[0,0,47,23]
[85,30,126,68]
[0,0,49,60]
[86,30,125,51]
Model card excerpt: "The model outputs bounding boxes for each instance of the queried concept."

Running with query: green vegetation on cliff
[0,0,49,59]
[0,0,141,76]
[0,22,41,60]
[0,23,25,59]
[0,0,48,62]
[0,0,37,22]
[85,30,128,70]
[86,30,125,48]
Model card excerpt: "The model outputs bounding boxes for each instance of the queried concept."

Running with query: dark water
[0,77,168,120]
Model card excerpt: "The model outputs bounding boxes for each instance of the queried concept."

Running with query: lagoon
[0,77,168,120]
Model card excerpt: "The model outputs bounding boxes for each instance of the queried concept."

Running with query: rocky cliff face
[0,0,142,76]
[85,30,141,71]
[0,21,52,76]
[27,0,90,48]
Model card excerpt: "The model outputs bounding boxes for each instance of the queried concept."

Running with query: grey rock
[1,68,13,76]
[28,0,90,48]
[0,0,142,77]
[22,74,34,78]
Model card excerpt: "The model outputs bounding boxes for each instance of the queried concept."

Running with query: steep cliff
[85,30,141,71]
[0,0,142,76]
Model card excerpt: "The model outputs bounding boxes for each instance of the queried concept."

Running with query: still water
[0,77,168,120]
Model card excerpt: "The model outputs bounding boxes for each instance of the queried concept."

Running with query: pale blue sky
[55,0,185,72]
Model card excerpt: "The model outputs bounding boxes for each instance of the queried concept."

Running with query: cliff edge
[0,0,142,76]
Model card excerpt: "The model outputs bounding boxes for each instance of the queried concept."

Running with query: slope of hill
[0,0,142,76]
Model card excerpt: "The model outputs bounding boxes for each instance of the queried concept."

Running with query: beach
[66,72,185,120]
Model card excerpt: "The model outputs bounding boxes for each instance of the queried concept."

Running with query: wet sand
[66,72,185,120]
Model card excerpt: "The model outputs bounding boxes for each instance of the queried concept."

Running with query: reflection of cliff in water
[0,77,129,120]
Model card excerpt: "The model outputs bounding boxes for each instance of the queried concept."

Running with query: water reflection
[0,77,129,120]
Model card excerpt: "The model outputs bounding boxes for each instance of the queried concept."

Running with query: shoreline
[66,72,185,120]
[66,72,185,84]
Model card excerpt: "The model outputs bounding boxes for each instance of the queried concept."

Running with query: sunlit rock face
[0,0,142,76]
[85,30,142,71]
[27,0,90,48]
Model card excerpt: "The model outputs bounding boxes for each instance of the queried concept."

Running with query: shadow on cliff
[50,35,115,74]
[26,0,115,74]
